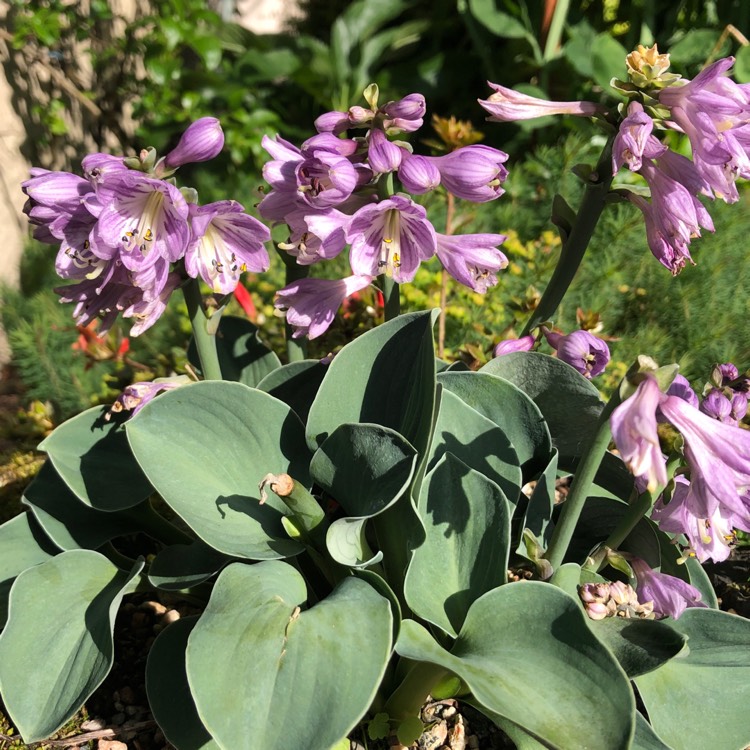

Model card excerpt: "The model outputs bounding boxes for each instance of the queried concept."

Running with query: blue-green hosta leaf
[147,617,219,750]
[633,712,674,750]
[0,512,57,628]
[188,315,281,386]
[148,540,228,590]
[396,583,634,749]
[256,359,329,424]
[517,449,558,558]
[683,554,719,609]
[127,381,309,560]
[481,352,604,465]
[635,608,750,750]
[311,423,418,517]
[38,405,153,511]
[428,389,521,505]
[326,516,383,568]
[22,461,148,551]
[0,551,143,743]
[437,370,552,477]
[404,453,511,637]
[187,561,392,750]
[306,310,438,458]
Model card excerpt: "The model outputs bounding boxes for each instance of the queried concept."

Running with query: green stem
[544,388,622,570]
[383,659,449,721]
[382,276,401,321]
[521,137,615,335]
[595,455,681,568]
[182,278,223,380]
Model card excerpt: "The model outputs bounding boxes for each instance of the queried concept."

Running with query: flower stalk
[522,136,615,335]
[182,278,223,380]
[544,387,622,570]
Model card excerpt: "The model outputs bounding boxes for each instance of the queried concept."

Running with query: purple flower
[106,376,189,420]
[659,393,750,520]
[91,171,190,295]
[700,389,734,424]
[277,207,350,266]
[666,374,699,409]
[397,154,441,194]
[494,335,535,357]
[367,128,404,174]
[380,93,426,133]
[610,375,668,492]
[435,232,508,293]
[630,557,706,619]
[185,200,270,294]
[347,195,437,283]
[430,145,509,203]
[612,102,660,174]
[479,83,605,122]
[314,110,351,135]
[163,117,225,170]
[657,58,750,203]
[275,275,374,339]
[553,330,610,379]
[652,476,738,563]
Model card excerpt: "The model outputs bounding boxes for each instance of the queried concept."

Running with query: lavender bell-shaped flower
[494,335,535,357]
[380,93,426,133]
[106,376,190,420]
[435,232,508,293]
[552,330,610,379]
[347,195,437,283]
[163,117,225,170]
[479,83,605,122]
[397,154,441,194]
[275,275,374,339]
[630,557,706,619]
[430,145,508,203]
[185,200,270,294]
[612,101,660,173]
[610,375,668,492]
[367,128,404,174]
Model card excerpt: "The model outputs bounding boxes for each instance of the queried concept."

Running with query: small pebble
[119,686,135,704]
[110,712,126,726]
[97,741,127,750]
[80,718,107,731]
[162,609,181,625]
[141,600,168,616]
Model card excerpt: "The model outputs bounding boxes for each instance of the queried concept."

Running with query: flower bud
[163,117,224,169]
[398,154,441,194]
[493,335,535,357]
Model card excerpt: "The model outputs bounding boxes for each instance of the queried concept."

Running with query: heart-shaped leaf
[306,310,438,458]
[38,405,153,511]
[257,359,329,423]
[396,582,634,749]
[635,608,750,750]
[187,561,392,750]
[0,551,143,743]
[147,617,219,749]
[148,540,228,590]
[127,381,309,560]
[405,453,511,636]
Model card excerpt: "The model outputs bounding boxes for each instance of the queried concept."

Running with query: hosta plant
[3,43,750,750]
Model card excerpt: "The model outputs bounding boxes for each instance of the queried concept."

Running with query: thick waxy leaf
[257,359,329,423]
[306,310,438,457]
[589,617,687,678]
[428,389,521,505]
[405,453,511,636]
[188,315,281,386]
[683,554,718,609]
[326,516,383,568]
[635,608,750,750]
[481,352,604,463]
[566,496,661,568]
[148,540,228,590]
[311,423,418,517]
[127,381,309,560]
[396,582,634,749]
[38,405,153,511]
[0,513,57,627]
[187,561,392,750]
[22,461,147,551]
[147,617,219,750]
[633,712,673,750]
[0,551,143,742]
[437,371,552,476]
[517,449,558,555]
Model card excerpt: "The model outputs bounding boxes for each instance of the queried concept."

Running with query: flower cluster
[260,85,510,339]
[479,45,750,275]
[611,368,750,563]
[23,118,270,336]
